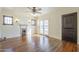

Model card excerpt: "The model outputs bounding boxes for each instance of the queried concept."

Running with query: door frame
[62,12,77,43]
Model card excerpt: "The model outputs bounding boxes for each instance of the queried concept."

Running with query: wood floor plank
[0,35,78,52]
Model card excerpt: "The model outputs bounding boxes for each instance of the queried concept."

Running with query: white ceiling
[0,7,52,16]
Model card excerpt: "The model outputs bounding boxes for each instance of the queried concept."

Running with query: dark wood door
[62,12,77,43]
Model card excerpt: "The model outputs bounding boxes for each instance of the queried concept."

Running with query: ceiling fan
[27,7,42,14]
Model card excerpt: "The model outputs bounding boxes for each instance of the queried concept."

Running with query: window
[31,19,36,26]
[3,16,13,25]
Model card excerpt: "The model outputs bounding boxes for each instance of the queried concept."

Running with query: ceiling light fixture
[27,7,42,15]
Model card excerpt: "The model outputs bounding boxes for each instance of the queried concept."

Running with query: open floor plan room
[0,7,79,52]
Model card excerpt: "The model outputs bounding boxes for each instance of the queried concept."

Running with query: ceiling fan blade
[38,8,42,11]
[27,7,32,9]
[35,11,41,14]
[27,7,42,14]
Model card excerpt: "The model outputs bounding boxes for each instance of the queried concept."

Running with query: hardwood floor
[0,34,78,52]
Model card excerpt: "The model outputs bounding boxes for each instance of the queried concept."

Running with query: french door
[27,19,48,36]
[40,20,48,35]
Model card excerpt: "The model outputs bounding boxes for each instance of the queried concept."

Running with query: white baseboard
[48,34,61,40]
[7,34,20,39]
[0,34,20,39]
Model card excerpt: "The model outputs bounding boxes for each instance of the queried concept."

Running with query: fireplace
[22,28,26,36]
[19,24,27,36]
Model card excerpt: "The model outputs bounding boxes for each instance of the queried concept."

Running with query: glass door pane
[31,20,36,34]
[40,20,48,35]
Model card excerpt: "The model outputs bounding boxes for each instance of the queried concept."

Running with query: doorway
[62,12,77,43]
[26,19,48,36]
[40,20,48,35]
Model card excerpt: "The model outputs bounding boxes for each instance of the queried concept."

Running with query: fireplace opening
[22,29,26,36]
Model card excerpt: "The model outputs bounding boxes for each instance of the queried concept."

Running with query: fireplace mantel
[19,24,27,36]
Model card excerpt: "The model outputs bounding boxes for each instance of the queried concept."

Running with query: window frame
[3,15,13,25]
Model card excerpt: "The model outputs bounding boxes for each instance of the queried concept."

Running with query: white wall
[42,7,79,44]
[0,8,20,38]
[0,8,28,38]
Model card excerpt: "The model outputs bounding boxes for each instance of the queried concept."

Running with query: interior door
[62,12,77,43]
